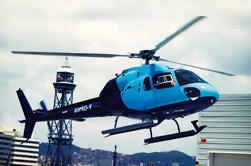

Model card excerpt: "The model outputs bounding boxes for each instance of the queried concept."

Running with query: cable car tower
[45,58,76,166]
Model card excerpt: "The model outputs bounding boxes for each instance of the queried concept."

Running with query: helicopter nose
[199,83,219,101]
[183,83,219,102]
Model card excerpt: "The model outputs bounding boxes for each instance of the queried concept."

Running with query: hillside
[39,143,195,166]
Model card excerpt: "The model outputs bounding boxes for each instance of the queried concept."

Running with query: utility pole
[113,145,117,166]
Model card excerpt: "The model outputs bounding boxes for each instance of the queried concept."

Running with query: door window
[153,73,175,89]
[143,77,151,91]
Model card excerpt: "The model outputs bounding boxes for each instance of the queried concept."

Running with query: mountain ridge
[39,142,195,166]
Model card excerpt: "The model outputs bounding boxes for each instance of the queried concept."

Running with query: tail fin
[16,88,36,139]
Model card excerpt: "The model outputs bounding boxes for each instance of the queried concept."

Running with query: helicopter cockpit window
[143,77,151,91]
[153,73,175,89]
[174,69,206,86]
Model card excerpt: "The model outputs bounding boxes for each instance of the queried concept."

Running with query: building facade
[196,94,251,166]
[0,130,13,166]
[0,128,39,166]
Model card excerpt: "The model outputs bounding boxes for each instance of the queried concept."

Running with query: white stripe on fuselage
[74,104,92,114]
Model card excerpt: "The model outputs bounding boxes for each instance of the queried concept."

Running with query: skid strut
[114,116,120,128]
[173,119,180,133]
[144,120,206,144]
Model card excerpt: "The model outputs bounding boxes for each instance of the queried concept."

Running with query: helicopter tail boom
[17,88,112,139]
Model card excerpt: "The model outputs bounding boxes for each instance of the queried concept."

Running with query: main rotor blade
[154,16,206,52]
[11,51,129,58]
[159,58,235,76]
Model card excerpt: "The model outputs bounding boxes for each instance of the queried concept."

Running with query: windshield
[174,69,206,86]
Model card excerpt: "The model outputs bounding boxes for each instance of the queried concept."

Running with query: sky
[1,0,251,156]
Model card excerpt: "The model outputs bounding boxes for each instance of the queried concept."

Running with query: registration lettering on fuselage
[74,104,92,113]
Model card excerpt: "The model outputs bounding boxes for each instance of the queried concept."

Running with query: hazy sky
[1,0,251,155]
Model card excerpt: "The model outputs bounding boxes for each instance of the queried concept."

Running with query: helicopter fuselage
[16,63,220,140]
[100,63,219,121]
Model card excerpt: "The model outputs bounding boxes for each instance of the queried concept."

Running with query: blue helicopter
[12,16,234,144]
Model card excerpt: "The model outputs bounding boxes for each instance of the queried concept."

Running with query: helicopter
[12,16,234,144]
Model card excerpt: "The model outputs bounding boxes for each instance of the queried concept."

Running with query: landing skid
[144,120,206,144]
[101,117,206,144]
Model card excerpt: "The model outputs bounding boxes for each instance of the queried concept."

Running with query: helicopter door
[139,77,154,110]
[121,77,154,111]
[152,72,181,106]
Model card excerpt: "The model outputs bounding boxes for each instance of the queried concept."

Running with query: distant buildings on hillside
[39,143,192,166]
[1,126,192,166]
